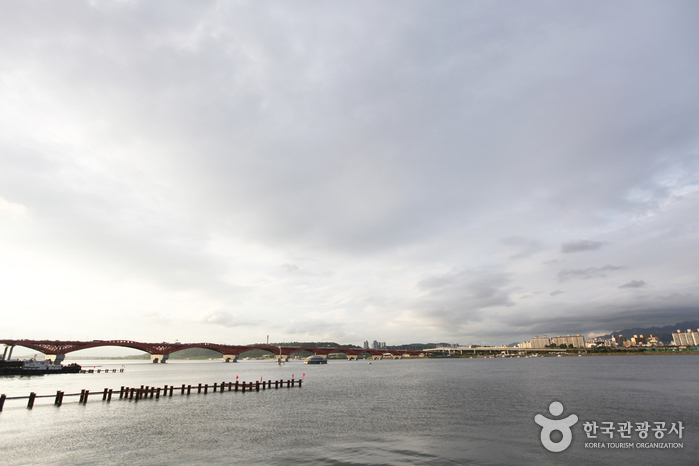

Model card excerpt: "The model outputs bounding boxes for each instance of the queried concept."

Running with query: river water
[0,354,696,465]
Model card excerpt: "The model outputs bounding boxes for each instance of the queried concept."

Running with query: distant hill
[168,348,223,359]
[599,320,699,344]
[167,347,314,359]
[250,342,361,348]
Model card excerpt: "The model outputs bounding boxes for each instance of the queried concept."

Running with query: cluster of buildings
[517,329,699,349]
[585,334,662,347]
[364,340,387,350]
[366,329,699,352]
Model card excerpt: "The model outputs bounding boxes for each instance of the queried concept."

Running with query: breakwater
[0,378,302,411]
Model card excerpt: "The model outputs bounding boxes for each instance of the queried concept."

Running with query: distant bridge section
[0,339,424,363]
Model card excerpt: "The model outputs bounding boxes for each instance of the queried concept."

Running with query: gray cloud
[558,265,625,282]
[500,237,543,259]
[619,280,647,289]
[279,263,304,275]
[561,240,605,254]
[413,270,516,332]
[550,290,565,296]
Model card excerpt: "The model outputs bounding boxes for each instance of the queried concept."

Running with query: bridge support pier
[44,354,65,364]
[372,355,383,360]
[150,354,169,363]
[222,354,238,363]
[277,355,289,362]
[347,355,357,361]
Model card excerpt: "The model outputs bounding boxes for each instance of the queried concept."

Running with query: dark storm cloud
[557,265,625,282]
[561,240,605,254]
[507,299,699,339]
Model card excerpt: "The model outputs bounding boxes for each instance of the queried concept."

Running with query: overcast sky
[1,1,698,351]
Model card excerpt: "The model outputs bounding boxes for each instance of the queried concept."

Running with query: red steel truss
[0,339,421,358]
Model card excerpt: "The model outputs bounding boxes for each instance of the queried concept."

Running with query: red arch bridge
[0,340,425,364]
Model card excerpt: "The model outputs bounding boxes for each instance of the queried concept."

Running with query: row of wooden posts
[0,378,302,412]
[80,368,124,373]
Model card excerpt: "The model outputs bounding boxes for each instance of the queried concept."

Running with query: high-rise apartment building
[672,329,699,346]
[550,335,586,348]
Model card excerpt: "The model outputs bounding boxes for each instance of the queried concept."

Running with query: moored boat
[304,355,327,364]
[0,358,81,375]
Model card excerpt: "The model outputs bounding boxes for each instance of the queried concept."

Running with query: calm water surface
[0,355,697,465]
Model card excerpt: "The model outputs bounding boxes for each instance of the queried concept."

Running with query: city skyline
[1,1,698,348]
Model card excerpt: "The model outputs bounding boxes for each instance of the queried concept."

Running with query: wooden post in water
[256,381,260,391]
[181,384,185,395]
[0,394,5,412]
[204,384,208,394]
[197,383,202,394]
[156,388,160,399]
[299,379,302,388]
[169,386,173,396]
[103,388,108,401]
[221,381,225,393]
[83,390,90,404]
[241,382,246,393]
[27,392,36,409]
[187,385,191,395]
[235,381,239,391]
[108,389,113,401]
[120,386,125,399]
